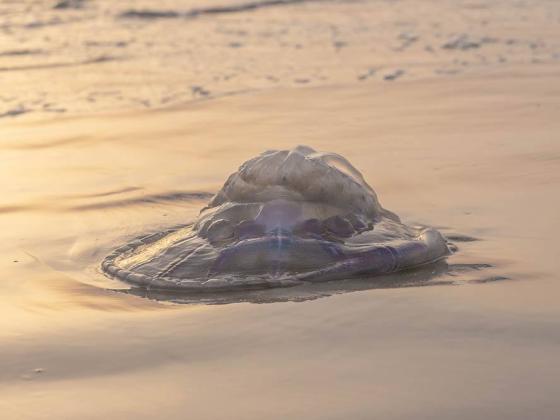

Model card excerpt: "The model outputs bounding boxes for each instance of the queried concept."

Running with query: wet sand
[3,0,560,418]
[1,60,560,418]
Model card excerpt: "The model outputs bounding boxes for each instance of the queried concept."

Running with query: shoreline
[2,2,560,418]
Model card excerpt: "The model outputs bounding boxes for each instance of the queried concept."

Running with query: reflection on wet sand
[122,260,506,305]
[0,49,559,420]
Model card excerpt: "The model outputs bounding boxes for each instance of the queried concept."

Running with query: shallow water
[2,64,560,419]
[2,1,560,419]
[2,0,560,119]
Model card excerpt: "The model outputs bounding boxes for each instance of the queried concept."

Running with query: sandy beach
[1,1,560,419]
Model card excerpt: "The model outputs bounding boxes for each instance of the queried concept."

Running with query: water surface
[1,0,560,419]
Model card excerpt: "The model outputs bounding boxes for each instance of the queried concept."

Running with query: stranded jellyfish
[102,146,450,291]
